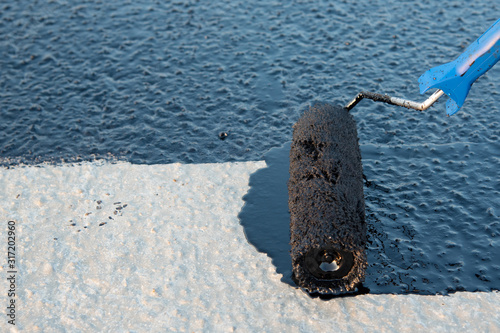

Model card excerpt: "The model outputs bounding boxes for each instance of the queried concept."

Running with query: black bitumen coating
[288,104,367,295]
[3,1,498,167]
[2,0,500,296]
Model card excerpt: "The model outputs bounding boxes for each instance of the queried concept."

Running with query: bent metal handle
[345,89,444,112]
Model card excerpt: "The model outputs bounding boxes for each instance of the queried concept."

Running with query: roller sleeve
[288,104,367,295]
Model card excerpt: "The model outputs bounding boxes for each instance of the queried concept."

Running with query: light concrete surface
[0,161,498,332]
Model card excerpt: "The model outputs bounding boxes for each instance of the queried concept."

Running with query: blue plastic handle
[419,18,500,115]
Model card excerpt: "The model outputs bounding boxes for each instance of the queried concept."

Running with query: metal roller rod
[345,89,445,112]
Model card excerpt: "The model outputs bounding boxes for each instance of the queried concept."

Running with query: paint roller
[289,18,500,295]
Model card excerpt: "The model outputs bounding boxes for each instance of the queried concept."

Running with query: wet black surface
[1,1,499,165]
[240,138,500,295]
[239,142,293,285]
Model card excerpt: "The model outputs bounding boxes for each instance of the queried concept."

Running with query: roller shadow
[238,142,295,286]
[239,141,500,295]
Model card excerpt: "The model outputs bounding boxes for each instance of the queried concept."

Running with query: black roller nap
[288,104,367,295]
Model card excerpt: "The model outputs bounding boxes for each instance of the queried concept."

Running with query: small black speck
[219,132,228,140]
[84,226,88,229]
[99,222,107,226]
[97,200,102,204]
[108,216,113,220]
[78,230,81,232]
[54,238,57,240]
[70,223,76,226]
